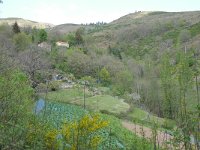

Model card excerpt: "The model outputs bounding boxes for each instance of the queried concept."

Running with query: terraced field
[44,88,130,114]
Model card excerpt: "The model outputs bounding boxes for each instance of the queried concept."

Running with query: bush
[49,81,61,91]
[44,114,108,149]
[0,70,34,149]
[99,67,111,86]
[111,70,134,96]
[13,32,31,51]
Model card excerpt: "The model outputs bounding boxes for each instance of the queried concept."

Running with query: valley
[1,10,200,150]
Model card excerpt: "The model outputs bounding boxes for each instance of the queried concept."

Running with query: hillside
[51,23,83,34]
[0,17,54,29]
[48,11,200,56]
[84,11,200,55]
[1,10,200,150]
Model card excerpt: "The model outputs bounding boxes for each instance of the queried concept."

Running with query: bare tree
[18,46,51,87]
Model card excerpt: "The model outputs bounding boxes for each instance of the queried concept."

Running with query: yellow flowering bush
[45,129,59,149]
[44,114,108,150]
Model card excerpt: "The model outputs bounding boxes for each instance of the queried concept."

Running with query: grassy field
[128,107,176,129]
[86,95,129,114]
[128,107,165,123]
[42,88,175,128]
[43,88,130,114]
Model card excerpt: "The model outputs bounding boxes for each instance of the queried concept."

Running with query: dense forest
[0,6,200,150]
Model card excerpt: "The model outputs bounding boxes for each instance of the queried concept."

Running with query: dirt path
[122,120,176,149]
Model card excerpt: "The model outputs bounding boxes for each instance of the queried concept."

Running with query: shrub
[13,32,31,51]
[45,114,108,149]
[49,81,61,91]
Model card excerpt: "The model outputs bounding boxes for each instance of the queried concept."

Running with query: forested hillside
[0,10,200,150]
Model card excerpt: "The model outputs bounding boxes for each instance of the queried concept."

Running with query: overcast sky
[0,0,199,25]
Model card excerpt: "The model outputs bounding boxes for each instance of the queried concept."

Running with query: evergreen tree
[12,21,20,34]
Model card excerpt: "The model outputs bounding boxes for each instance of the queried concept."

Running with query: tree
[160,53,178,119]
[38,29,47,43]
[112,70,133,96]
[65,32,76,46]
[75,27,84,45]
[0,69,34,149]
[66,49,91,78]
[99,67,111,86]
[108,45,122,59]
[13,32,31,51]
[12,21,20,34]
[175,50,194,149]
[18,46,50,87]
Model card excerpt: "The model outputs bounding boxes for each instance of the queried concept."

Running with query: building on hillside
[38,42,51,51]
[56,41,69,48]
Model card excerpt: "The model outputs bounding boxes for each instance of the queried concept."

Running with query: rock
[60,83,73,89]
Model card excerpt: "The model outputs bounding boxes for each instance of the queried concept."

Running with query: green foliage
[101,114,153,150]
[66,49,91,78]
[0,70,34,149]
[45,114,108,150]
[25,116,50,149]
[175,51,193,95]
[65,32,77,46]
[0,24,13,39]
[38,101,151,149]
[13,32,31,51]
[38,29,47,43]
[160,53,178,119]
[178,29,191,43]
[38,102,88,126]
[112,70,133,96]
[30,27,40,43]
[99,67,111,86]
[108,46,122,59]
[163,30,180,44]
[49,47,68,72]
[189,22,200,37]
[12,21,20,34]
[64,28,85,46]
[75,27,84,45]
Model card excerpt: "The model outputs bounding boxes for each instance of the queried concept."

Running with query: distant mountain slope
[0,18,54,29]
[51,23,82,34]
[84,11,200,55]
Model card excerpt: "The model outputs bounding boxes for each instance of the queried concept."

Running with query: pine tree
[12,21,20,34]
